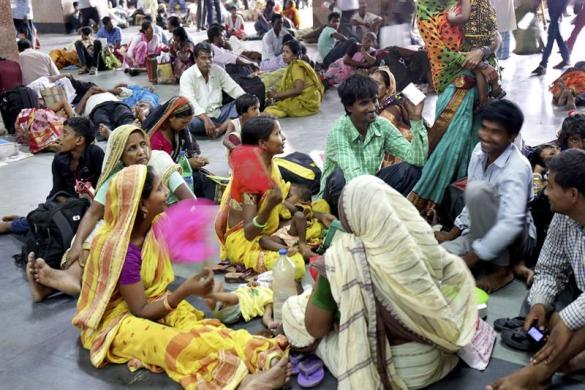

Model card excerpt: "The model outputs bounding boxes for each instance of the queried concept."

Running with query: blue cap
[278,248,288,255]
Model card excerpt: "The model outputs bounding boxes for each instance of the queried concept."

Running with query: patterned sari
[408,0,497,210]
[73,165,287,389]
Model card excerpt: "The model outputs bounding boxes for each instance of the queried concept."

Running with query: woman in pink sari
[124,20,160,72]
[324,32,377,86]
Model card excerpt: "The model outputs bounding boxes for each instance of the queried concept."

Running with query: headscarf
[97,124,150,191]
[283,1,301,28]
[372,66,400,111]
[325,176,477,389]
[143,96,193,160]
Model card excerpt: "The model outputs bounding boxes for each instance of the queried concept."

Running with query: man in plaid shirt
[488,149,585,390]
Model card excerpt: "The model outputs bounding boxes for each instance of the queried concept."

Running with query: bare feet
[298,243,318,260]
[34,258,81,296]
[26,253,55,302]
[486,364,551,390]
[477,266,514,293]
[513,261,535,287]
[238,355,292,390]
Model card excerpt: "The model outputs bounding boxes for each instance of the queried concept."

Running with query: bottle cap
[278,248,288,255]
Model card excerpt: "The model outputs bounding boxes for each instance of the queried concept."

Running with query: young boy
[447,0,506,105]
[0,117,104,234]
[75,26,104,75]
[260,184,319,259]
[223,93,261,152]
[318,12,348,63]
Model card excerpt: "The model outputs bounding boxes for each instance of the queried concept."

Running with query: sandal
[297,355,325,388]
[501,327,544,352]
[211,260,234,273]
[225,268,257,283]
[494,316,525,332]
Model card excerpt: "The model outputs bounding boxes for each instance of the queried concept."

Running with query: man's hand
[462,250,479,267]
[403,97,424,121]
[434,227,461,243]
[202,117,217,137]
[524,304,548,331]
[531,317,573,365]
[189,156,209,170]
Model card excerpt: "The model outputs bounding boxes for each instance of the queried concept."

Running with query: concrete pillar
[0,0,18,61]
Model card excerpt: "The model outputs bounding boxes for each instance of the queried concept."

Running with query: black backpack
[0,86,39,135]
[274,152,322,195]
[17,193,90,269]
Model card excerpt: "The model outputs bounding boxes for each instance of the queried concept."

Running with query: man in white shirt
[437,100,536,293]
[180,42,245,138]
[17,39,60,85]
[207,24,259,69]
[261,14,290,61]
[351,0,383,40]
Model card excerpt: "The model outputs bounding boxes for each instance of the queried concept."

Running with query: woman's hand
[181,268,214,297]
[479,64,498,83]
[189,156,209,170]
[266,186,283,210]
[62,242,83,269]
[268,87,279,100]
[462,49,484,70]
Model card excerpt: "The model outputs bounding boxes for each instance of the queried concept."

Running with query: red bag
[0,59,23,93]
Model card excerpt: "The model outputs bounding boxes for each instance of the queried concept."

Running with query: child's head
[328,12,341,30]
[529,144,559,169]
[61,117,94,152]
[558,113,585,150]
[80,26,92,38]
[289,184,312,202]
[236,93,261,121]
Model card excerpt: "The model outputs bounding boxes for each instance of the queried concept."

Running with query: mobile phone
[401,83,426,105]
[527,326,545,342]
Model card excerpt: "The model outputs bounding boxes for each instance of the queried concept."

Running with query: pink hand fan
[155,199,218,263]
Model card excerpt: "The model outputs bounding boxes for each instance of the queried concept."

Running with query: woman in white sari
[283,175,478,389]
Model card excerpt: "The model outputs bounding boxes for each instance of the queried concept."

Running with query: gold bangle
[163,294,175,311]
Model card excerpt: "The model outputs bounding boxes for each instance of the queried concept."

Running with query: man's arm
[179,70,206,116]
[331,31,347,41]
[528,214,571,312]
[470,167,531,260]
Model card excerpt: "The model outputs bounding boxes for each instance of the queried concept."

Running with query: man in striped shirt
[488,149,585,390]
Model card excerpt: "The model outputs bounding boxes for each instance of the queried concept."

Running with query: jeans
[169,0,187,13]
[79,6,100,27]
[497,31,511,60]
[90,101,136,137]
[540,0,570,67]
[188,101,238,136]
[340,9,358,39]
[205,0,222,26]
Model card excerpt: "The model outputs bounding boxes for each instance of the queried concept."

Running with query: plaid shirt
[529,213,585,330]
[319,115,428,196]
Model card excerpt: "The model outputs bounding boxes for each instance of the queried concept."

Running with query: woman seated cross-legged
[73,164,292,389]
[215,116,333,279]
[282,176,478,389]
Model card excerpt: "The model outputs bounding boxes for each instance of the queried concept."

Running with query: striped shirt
[529,213,585,330]
[319,115,428,196]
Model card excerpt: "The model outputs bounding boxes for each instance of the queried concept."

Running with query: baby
[447,0,506,106]
[259,184,318,259]
[206,280,279,329]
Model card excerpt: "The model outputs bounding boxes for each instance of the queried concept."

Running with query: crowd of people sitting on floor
[2,0,585,389]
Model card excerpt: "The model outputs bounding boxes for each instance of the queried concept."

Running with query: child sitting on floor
[529,144,560,197]
[259,183,318,259]
[206,280,278,329]
[223,93,261,153]
[447,0,506,105]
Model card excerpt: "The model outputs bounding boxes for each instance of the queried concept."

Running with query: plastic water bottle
[272,248,297,323]
[178,150,193,190]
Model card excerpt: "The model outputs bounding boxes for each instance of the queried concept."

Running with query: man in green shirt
[320,74,428,215]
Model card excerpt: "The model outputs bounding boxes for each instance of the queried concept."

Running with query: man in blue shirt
[436,100,536,293]
[96,16,122,48]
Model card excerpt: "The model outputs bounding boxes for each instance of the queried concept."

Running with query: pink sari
[124,33,160,68]
[325,48,376,85]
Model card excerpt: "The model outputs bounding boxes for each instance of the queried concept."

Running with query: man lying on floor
[436,100,536,293]
[487,149,585,390]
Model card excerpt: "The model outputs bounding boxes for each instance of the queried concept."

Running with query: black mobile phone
[527,326,545,342]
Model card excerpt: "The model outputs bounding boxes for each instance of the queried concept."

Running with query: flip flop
[290,353,304,375]
[297,367,325,388]
[298,355,324,376]
[225,268,257,283]
[211,261,236,273]
[494,316,526,332]
[501,327,543,352]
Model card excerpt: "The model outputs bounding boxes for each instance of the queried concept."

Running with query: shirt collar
[344,115,381,143]
[475,143,515,169]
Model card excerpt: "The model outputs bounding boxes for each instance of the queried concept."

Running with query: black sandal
[494,316,525,332]
[501,327,544,352]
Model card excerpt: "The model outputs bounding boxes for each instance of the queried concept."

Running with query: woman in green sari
[408,0,501,212]
[264,39,324,118]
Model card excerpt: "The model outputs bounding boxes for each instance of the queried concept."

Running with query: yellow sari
[264,59,324,118]
[73,165,286,389]
[216,162,327,280]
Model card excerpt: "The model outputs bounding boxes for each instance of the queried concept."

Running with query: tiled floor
[0,8,584,389]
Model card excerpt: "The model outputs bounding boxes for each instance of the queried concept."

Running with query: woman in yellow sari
[216,116,330,279]
[73,164,291,389]
[26,125,194,303]
[264,40,324,118]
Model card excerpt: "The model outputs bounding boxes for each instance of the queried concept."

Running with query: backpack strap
[52,210,75,248]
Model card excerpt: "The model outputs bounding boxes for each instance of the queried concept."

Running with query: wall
[0,0,18,61]
[312,0,415,27]
[32,0,108,33]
